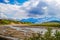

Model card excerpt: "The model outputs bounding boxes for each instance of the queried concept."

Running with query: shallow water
[9,26,60,34]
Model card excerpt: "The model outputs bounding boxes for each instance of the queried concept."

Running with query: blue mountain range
[20,17,60,23]
[20,18,38,23]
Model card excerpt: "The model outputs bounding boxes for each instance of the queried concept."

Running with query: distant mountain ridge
[0,17,60,24]
[20,18,38,23]
[47,20,60,23]
[20,17,60,23]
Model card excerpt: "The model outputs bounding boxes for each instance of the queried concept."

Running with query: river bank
[0,25,60,40]
[0,24,60,29]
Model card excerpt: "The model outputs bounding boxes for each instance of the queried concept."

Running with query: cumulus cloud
[4,0,9,3]
[0,13,7,19]
[28,1,48,17]
[0,3,22,19]
[24,0,60,18]
[0,3,29,19]
[0,0,60,19]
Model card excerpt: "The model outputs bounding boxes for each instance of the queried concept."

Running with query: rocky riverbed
[0,25,60,40]
[0,25,35,40]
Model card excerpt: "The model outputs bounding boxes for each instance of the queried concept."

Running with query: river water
[9,26,60,34]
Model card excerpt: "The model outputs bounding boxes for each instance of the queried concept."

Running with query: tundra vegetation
[24,28,60,40]
[0,19,60,27]
[0,19,32,25]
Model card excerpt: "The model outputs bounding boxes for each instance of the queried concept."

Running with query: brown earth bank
[0,25,35,40]
[0,24,60,29]
[0,24,60,40]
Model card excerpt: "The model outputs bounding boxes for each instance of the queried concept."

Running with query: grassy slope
[0,19,32,25]
[0,19,19,25]
[30,22,60,27]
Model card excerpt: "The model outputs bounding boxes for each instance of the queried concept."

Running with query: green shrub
[24,28,60,40]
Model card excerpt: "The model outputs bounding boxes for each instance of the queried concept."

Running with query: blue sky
[0,0,60,21]
[0,0,28,4]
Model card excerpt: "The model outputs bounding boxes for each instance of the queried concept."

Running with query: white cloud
[0,3,29,19]
[0,13,7,19]
[22,0,40,10]
[0,3,20,14]
[13,9,29,19]
[4,0,10,3]
[46,0,60,18]
[0,0,41,19]
[0,0,60,19]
